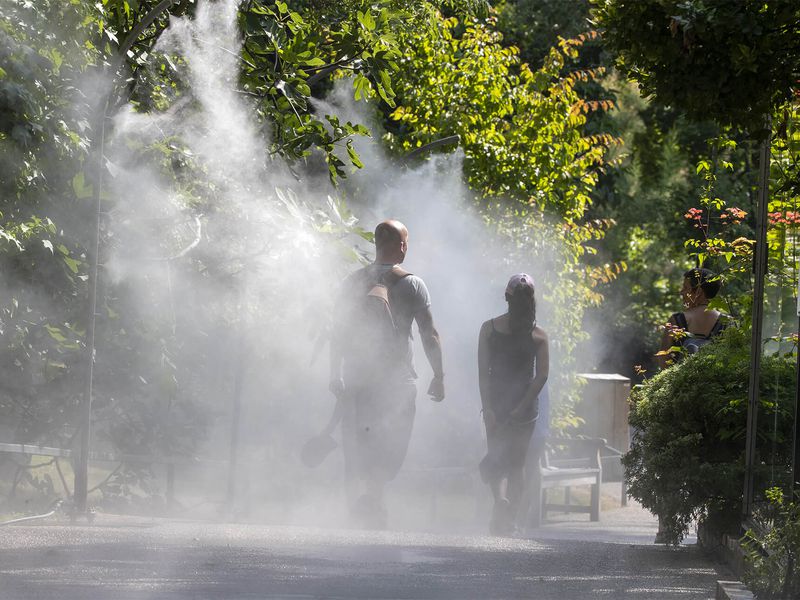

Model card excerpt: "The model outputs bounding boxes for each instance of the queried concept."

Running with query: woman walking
[478,273,549,535]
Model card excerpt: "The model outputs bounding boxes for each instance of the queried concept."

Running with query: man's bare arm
[416,306,444,401]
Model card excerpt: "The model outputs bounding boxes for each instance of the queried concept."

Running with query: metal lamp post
[794,278,800,492]
[742,133,771,521]
[72,0,179,518]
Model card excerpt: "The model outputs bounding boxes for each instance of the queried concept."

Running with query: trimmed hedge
[623,327,795,544]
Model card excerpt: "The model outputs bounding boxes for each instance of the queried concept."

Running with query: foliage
[493,0,592,68]
[584,81,727,374]
[488,2,754,379]
[97,465,169,515]
[108,1,452,176]
[589,0,800,376]
[0,0,100,451]
[592,0,800,134]
[237,0,403,180]
[743,487,800,600]
[389,19,617,220]
[765,104,800,295]
[670,137,757,332]
[0,0,398,507]
[383,11,621,422]
[623,327,795,545]
[678,105,800,350]
[234,0,487,179]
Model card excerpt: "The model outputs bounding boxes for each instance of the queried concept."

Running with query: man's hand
[427,375,444,402]
[329,377,345,400]
[416,307,444,401]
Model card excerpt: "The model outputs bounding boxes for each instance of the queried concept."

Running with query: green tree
[0,0,104,449]
[493,0,592,68]
[384,12,619,422]
[389,18,614,220]
[486,0,759,378]
[593,0,800,133]
[0,0,430,504]
[584,86,759,377]
[0,0,503,510]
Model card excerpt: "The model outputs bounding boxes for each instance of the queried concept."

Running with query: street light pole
[72,0,180,518]
[793,278,800,492]
[743,133,771,520]
[74,94,108,516]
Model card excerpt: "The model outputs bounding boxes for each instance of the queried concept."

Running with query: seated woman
[657,267,727,368]
[478,273,549,535]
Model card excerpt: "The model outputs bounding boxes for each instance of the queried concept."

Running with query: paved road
[0,510,728,600]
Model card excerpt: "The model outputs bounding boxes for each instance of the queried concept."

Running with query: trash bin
[575,373,631,481]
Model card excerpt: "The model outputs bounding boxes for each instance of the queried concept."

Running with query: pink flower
[684,207,703,221]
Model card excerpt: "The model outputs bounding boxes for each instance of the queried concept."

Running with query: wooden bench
[527,436,605,527]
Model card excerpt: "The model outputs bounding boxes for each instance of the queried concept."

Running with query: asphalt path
[0,514,727,600]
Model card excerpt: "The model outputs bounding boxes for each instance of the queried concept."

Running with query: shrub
[742,488,800,600]
[623,327,795,544]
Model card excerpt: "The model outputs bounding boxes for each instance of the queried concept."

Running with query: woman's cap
[506,273,535,295]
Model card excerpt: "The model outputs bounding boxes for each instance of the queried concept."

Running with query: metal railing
[0,441,226,514]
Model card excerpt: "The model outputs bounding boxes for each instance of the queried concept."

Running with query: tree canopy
[593,0,800,133]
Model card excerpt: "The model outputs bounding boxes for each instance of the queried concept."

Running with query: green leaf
[63,256,81,273]
[346,140,364,168]
[352,73,370,101]
[358,11,376,32]
[375,82,394,107]
[72,172,93,199]
[295,81,311,97]
[44,325,67,343]
[49,50,63,71]
[707,298,728,312]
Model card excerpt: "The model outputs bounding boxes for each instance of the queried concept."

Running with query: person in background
[329,219,445,529]
[653,267,727,543]
[478,273,549,535]
[657,267,727,369]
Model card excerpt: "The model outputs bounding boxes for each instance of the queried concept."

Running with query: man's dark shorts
[341,381,417,482]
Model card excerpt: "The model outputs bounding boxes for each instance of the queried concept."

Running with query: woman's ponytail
[507,287,535,336]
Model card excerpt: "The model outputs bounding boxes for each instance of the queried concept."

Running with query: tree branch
[118,0,177,60]
[402,135,461,162]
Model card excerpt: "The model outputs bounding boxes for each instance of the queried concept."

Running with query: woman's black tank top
[487,319,538,422]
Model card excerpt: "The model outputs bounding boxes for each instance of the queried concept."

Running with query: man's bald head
[375,219,409,264]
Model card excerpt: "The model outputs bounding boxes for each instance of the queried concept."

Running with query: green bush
[623,327,795,544]
[742,488,800,600]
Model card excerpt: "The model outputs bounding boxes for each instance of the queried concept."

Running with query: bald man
[330,219,444,529]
